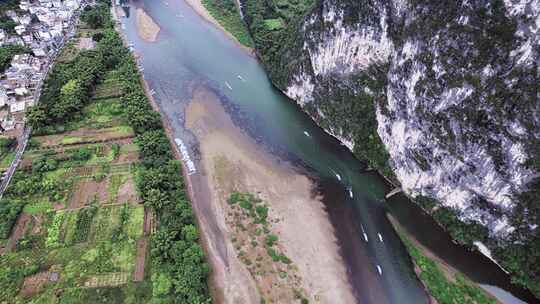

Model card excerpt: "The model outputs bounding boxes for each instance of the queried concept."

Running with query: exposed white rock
[504,0,540,66]
[282,0,539,240]
[474,241,510,273]
[285,72,315,105]
[306,5,393,76]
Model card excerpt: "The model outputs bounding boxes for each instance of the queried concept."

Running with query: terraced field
[0,70,154,303]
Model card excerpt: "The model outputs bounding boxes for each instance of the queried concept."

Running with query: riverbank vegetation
[393,219,497,304]
[201,0,253,47]
[416,195,540,299]
[0,2,211,302]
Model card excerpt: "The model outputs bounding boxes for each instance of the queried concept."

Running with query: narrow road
[0,127,30,198]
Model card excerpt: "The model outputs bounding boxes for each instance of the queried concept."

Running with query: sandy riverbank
[135,8,160,42]
[183,0,254,54]
[185,86,356,303]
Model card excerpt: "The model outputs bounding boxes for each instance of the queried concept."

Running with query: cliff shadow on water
[204,78,431,304]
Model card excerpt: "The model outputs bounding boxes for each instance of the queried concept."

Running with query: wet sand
[185,87,356,303]
[135,8,160,42]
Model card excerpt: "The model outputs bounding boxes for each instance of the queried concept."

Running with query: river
[117,0,537,303]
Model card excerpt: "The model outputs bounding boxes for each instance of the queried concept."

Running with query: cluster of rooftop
[0,0,88,134]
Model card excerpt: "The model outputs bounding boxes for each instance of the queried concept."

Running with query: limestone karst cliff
[241,0,540,296]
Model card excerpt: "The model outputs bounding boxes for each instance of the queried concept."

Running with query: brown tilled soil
[117,151,139,163]
[5,213,31,253]
[116,177,139,204]
[30,215,43,235]
[19,271,50,297]
[143,208,154,236]
[68,178,109,209]
[133,237,148,282]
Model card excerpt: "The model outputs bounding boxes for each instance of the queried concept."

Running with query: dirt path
[133,208,153,282]
[185,87,356,303]
[143,208,153,236]
[133,238,148,282]
[68,179,108,209]
[135,8,160,42]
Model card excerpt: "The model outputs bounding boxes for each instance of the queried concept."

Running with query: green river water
[118,1,536,303]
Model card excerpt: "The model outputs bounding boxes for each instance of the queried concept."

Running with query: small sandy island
[185,86,356,303]
[135,8,160,42]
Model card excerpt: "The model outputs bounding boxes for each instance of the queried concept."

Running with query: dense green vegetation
[81,3,111,29]
[0,0,19,33]
[0,199,23,239]
[0,0,20,11]
[0,0,21,36]
[0,137,16,157]
[201,0,253,47]
[0,44,28,72]
[0,15,16,33]
[242,0,313,85]
[395,225,496,304]
[0,1,26,68]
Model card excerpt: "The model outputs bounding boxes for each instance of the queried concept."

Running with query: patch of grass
[110,125,134,137]
[396,227,496,304]
[23,201,52,215]
[63,211,80,246]
[265,234,278,247]
[263,18,284,30]
[112,240,136,273]
[124,205,144,240]
[201,0,254,47]
[93,79,123,99]
[0,151,15,169]
[119,143,139,154]
[62,136,84,145]
[108,174,127,203]
[90,205,118,243]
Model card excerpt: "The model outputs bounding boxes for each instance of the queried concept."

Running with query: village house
[0,0,86,133]
[0,88,8,108]
[14,24,25,36]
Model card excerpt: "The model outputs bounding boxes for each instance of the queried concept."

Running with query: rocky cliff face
[242,0,539,295]
[281,0,540,240]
